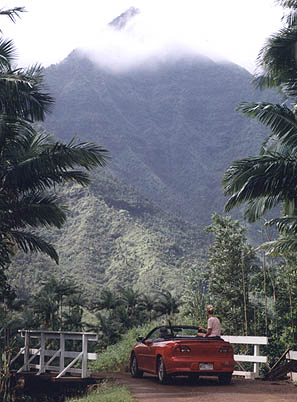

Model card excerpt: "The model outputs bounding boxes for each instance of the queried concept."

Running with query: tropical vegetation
[7,169,206,299]
[0,6,108,401]
[3,1,297,400]
[0,6,108,293]
[223,0,297,255]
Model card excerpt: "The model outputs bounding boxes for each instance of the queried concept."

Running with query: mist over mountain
[77,4,232,73]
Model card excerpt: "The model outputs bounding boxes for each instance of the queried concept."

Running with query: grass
[67,381,134,402]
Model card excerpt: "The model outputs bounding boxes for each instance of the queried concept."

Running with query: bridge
[11,330,98,379]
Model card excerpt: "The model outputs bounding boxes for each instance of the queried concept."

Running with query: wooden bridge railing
[11,330,98,379]
[222,335,268,379]
[287,350,297,381]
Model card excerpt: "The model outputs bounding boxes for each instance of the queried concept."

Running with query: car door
[134,340,156,372]
[136,328,161,372]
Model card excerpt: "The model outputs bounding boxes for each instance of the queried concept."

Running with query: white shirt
[207,316,221,337]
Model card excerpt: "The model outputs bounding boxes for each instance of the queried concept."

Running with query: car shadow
[141,374,228,387]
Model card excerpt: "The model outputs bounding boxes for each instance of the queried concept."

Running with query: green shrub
[91,321,159,372]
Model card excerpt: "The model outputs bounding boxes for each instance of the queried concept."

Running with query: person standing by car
[198,305,221,338]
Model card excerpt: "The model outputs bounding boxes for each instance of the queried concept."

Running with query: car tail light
[219,345,233,354]
[173,344,191,353]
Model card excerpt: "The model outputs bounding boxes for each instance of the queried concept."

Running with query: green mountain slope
[9,51,278,296]
[8,170,206,297]
[44,52,276,226]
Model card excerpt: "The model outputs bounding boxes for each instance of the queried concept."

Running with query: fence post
[24,331,30,371]
[82,334,88,378]
[253,344,260,377]
[39,332,45,374]
[59,333,65,373]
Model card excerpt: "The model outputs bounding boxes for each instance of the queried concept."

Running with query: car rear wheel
[157,356,170,384]
[218,373,232,385]
[130,354,143,378]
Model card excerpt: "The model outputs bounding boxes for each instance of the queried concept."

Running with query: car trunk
[169,338,234,373]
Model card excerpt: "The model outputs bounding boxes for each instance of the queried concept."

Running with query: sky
[1,0,284,73]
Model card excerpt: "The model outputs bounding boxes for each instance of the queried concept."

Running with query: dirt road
[104,372,297,402]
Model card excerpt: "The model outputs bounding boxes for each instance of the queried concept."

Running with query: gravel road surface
[102,372,297,402]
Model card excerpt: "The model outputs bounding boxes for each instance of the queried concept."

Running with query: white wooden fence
[222,335,268,379]
[11,330,98,378]
[11,331,269,380]
[287,350,297,381]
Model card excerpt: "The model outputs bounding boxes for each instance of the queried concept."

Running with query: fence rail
[287,350,297,381]
[9,331,269,380]
[12,330,98,378]
[222,335,268,379]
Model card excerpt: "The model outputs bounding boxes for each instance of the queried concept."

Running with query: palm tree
[223,104,297,254]
[41,277,80,329]
[154,290,181,319]
[223,0,297,255]
[224,103,297,218]
[253,0,297,98]
[138,294,156,321]
[93,289,120,313]
[0,7,109,267]
[62,307,85,332]
[0,7,52,120]
[32,291,59,330]
[91,312,122,346]
[0,130,109,266]
[120,287,140,320]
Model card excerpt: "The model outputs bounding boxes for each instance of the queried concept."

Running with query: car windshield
[173,327,199,337]
[146,326,199,341]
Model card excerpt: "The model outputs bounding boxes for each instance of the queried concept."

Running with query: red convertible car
[130,325,235,384]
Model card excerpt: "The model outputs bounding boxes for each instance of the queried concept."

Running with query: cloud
[78,7,224,73]
[1,0,283,72]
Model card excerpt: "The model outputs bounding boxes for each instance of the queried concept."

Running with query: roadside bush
[91,321,159,372]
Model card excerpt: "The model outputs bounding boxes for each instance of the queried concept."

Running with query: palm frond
[0,66,54,120]
[242,197,281,222]
[0,7,25,23]
[224,152,297,196]
[0,115,39,152]
[0,38,16,69]
[265,215,297,233]
[1,131,109,192]
[8,230,59,263]
[223,151,297,215]
[254,25,297,96]
[277,1,297,10]
[0,234,14,268]
[257,236,297,256]
[0,193,67,229]
[283,8,297,26]
[236,102,297,148]
[49,139,110,170]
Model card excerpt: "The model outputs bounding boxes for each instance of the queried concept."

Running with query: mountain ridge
[44,51,274,226]
[108,6,140,31]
